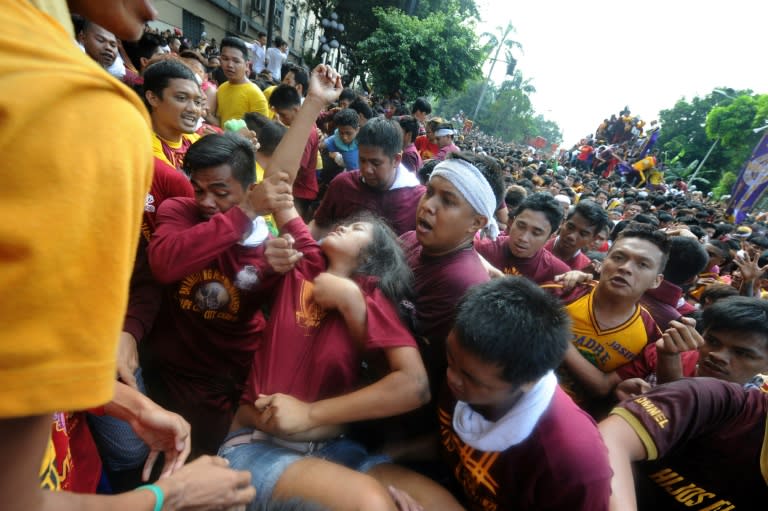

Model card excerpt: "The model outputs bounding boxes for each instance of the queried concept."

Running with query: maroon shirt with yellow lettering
[611,378,768,511]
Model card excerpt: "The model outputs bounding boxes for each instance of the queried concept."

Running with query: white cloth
[388,163,420,190]
[265,47,287,80]
[452,371,557,452]
[430,159,499,239]
[239,216,269,247]
[251,42,266,73]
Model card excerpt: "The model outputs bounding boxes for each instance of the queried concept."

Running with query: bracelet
[135,483,164,511]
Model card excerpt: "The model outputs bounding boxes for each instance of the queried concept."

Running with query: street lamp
[319,12,344,67]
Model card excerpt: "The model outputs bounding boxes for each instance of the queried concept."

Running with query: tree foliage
[304,0,480,92]
[356,7,483,99]
[657,89,766,193]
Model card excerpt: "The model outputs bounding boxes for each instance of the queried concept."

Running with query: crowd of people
[3,2,768,511]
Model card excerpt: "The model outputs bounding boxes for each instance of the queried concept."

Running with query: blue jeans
[219,429,390,509]
[87,369,150,471]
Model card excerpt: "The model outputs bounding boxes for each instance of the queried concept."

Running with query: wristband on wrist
[135,483,164,511]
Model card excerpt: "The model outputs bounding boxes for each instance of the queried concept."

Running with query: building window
[274,0,284,29]
[289,15,297,41]
[251,0,266,15]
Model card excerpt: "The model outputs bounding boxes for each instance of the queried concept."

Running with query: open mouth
[416,218,432,233]
[610,276,630,287]
[698,358,727,377]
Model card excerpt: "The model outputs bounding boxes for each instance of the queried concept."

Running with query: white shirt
[265,46,287,80]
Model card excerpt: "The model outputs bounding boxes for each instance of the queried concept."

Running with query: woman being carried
[220,65,461,510]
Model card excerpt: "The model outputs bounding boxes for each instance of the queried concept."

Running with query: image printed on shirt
[295,279,326,330]
[177,268,240,321]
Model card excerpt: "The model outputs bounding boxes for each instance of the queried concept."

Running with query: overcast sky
[473,0,768,147]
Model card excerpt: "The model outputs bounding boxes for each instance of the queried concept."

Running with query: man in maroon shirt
[545,199,609,271]
[600,378,768,510]
[310,117,425,237]
[143,133,293,455]
[477,192,570,283]
[440,277,611,510]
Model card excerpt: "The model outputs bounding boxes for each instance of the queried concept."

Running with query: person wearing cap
[476,192,570,284]
[434,123,460,161]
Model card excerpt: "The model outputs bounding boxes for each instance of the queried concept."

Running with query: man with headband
[434,123,460,161]
[401,153,504,397]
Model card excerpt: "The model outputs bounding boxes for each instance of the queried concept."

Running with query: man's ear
[145,90,160,108]
[470,214,489,234]
[392,152,403,168]
[650,273,663,290]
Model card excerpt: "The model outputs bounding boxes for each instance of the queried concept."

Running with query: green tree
[357,7,483,99]
[305,0,480,91]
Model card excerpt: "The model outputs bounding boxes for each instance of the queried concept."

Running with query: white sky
[474,0,768,147]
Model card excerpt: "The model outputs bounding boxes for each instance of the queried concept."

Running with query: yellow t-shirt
[0,0,153,416]
[217,81,269,125]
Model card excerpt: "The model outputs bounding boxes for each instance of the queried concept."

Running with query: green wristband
[136,483,164,511]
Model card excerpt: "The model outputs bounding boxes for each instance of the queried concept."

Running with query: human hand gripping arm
[103,381,191,481]
[254,346,430,437]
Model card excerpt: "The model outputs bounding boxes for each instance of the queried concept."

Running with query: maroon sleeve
[474,235,507,270]
[122,236,161,342]
[610,378,754,461]
[363,287,417,351]
[616,342,657,379]
[148,198,253,283]
[280,216,326,277]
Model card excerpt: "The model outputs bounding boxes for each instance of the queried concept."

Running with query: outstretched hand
[307,64,343,105]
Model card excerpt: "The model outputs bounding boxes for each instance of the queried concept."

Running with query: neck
[552,237,577,260]
[229,76,249,85]
[326,259,355,278]
[471,388,525,422]
[152,121,183,144]
[421,236,474,258]
[593,285,639,328]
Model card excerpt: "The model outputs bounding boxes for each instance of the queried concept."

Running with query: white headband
[434,128,455,137]
[431,159,499,239]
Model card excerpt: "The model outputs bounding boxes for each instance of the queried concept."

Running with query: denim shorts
[218,429,390,509]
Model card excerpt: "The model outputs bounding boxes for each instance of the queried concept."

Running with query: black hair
[220,36,250,60]
[698,284,739,305]
[504,185,527,211]
[285,65,309,96]
[701,296,768,343]
[411,97,432,115]
[568,200,609,234]
[356,117,403,159]
[613,222,671,272]
[512,192,563,235]
[243,113,287,156]
[268,84,302,109]
[397,115,419,142]
[417,159,440,185]
[658,211,674,223]
[257,31,267,39]
[333,108,360,129]
[349,97,374,120]
[446,152,505,209]
[708,240,732,263]
[345,213,414,314]
[454,277,570,385]
[142,59,199,111]
[663,237,709,285]
[749,236,768,249]
[633,213,660,227]
[183,133,255,189]
[339,88,358,104]
[687,225,706,240]
[123,32,164,70]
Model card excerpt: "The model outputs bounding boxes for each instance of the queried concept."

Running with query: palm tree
[472,21,522,120]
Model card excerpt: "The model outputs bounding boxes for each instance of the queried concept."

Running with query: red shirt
[612,378,768,510]
[476,236,571,284]
[439,386,612,511]
[313,170,425,235]
[415,135,439,160]
[40,412,101,493]
[241,218,416,404]
[544,237,592,271]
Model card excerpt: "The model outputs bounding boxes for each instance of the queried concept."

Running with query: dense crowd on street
[2,4,767,511]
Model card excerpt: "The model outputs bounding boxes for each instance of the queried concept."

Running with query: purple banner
[727,132,768,223]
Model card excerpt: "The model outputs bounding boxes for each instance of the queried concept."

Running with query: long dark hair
[340,213,414,311]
